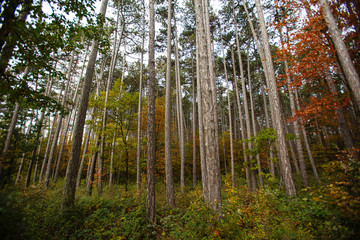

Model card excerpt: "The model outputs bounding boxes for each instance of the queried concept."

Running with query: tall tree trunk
[254,0,296,196]
[86,135,100,196]
[62,0,109,209]
[164,0,175,207]
[146,0,156,224]
[231,46,251,189]
[76,127,92,187]
[195,0,222,214]
[136,1,146,193]
[319,0,360,109]
[220,106,227,175]
[191,48,197,188]
[220,28,235,188]
[43,51,75,190]
[197,38,209,202]
[0,102,20,178]
[284,59,308,187]
[98,6,124,196]
[15,111,34,184]
[108,129,116,190]
[294,91,320,184]
[247,50,263,187]
[174,18,185,193]
[325,72,355,150]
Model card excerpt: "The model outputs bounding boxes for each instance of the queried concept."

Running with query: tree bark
[146,0,156,224]
[164,0,175,207]
[319,0,360,109]
[220,28,235,188]
[174,18,185,194]
[0,102,20,178]
[62,0,109,209]
[231,46,251,189]
[43,51,75,190]
[255,0,296,196]
[195,0,222,214]
[191,48,197,188]
[136,1,146,193]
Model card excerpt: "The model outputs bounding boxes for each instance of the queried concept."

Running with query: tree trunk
[231,46,251,189]
[191,48,197,188]
[319,0,360,109]
[174,18,185,194]
[164,0,175,207]
[76,127,92,187]
[247,49,263,187]
[325,72,354,150]
[195,0,222,214]
[86,135,100,196]
[62,0,109,209]
[255,0,296,196]
[284,59,308,187]
[220,28,235,188]
[146,0,156,224]
[0,102,20,178]
[109,130,116,190]
[136,1,146,193]
[43,51,75,190]
[98,6,124,197]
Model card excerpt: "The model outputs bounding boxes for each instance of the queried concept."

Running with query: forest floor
[0,175,359,240]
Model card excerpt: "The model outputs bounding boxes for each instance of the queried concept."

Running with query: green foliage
[0,178,356,240]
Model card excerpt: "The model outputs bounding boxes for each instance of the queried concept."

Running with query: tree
[164,0,175,207]
[195,0,222,214]
[319,0,360,110]
[146,0,156,224]
[254,0,296,196]
[62,0,109,209]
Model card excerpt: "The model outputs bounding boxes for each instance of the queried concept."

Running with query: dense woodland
[0,0,359,239]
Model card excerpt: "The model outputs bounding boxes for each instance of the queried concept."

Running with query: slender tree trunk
[255,0,296,196]
[86,135,100,196]
[98,6,124,197]
[284,59,308,187]
[294,91,320,183]
[220,106,227,175]
[43,52,75,190]
[108,129,116,190]
[62,0,109,209]
[231,46,251,189]
[146,0,156,224]
[247,51,263,187]
[325,72,354,149]
[136,2,146,193]
[164,0,175,207]
[191,49,197,188]
[174,18,185,193]
[0,102,20,178]
[319,0,360,109]
[39,114,55,182]
[76,127,92,187]
[220,28,235,188]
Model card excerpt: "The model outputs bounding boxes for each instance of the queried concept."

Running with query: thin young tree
[164,0,175,207]
[136,0,146,193]
[147,0,156,224]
